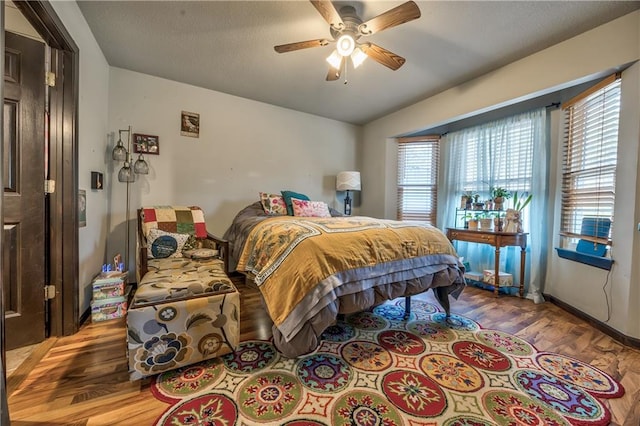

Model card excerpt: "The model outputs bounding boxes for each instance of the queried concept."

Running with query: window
[456,116,536,199]
[441,108,547,298]
[397,136,439,224]
[560,73,621,248]
[443,109,543,238]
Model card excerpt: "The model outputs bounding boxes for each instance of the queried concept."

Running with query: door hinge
[45,179,55,194]
[45,285,56,300]
[45,71,56,87]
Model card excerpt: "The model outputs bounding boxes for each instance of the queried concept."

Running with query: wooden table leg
[520,246,526,297]
[494,246,500,297]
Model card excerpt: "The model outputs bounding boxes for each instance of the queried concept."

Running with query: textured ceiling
[77,1,640,125]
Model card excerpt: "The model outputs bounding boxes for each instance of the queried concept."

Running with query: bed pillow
[259,192,287,215]
[147,228,191,259]
[281,190,310,215]
[291,198,332,218]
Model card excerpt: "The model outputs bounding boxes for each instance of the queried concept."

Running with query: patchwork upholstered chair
[126,206,240,380]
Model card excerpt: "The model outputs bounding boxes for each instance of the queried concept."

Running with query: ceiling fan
[274,0,421,81]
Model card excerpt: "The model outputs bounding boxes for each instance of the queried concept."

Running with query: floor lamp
[112,126,149,275]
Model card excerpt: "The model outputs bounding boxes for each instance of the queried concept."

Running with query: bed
[224,202,466,357]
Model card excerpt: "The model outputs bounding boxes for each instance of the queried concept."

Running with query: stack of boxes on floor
[90,265,131,322]
[462,260,513,293]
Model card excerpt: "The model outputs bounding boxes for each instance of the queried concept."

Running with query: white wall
[107,68,360,278]
[546,63,640,338]
[362,11,640,339]
[46,2,111,313]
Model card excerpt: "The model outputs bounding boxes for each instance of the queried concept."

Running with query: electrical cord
[602,248,613,323]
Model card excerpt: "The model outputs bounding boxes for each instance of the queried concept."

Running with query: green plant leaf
[512,191,532,211]
[518,194,532,211]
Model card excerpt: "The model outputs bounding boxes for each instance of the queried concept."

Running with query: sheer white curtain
[440,108,547,303]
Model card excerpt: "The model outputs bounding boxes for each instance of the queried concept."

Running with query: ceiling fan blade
[310,0,345,31]
[274,39,330,53]
[358,1,421,36]
[361,43,406,70]
[326,57,343,81]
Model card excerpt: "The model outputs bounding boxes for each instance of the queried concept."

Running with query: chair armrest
[138,242,149,279]
[206,232,229,274]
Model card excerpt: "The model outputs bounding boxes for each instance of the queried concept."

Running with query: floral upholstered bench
[126,206,240,380]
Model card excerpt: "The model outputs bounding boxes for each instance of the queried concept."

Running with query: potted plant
[468,213,479,230]
[463,213,473,229]
[492,212,504,231]
[479,213,492,231]
[461,191,475,209]
[472,193,484,210]
[491,187,511,210]
[460,194,467,209]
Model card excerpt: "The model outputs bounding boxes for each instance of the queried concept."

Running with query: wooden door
[3,31,46,350]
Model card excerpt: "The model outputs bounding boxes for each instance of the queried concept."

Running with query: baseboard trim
[545,294,640,349]
[79,306,91,327]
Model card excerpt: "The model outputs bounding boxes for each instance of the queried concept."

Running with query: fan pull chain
[343,58,348,85]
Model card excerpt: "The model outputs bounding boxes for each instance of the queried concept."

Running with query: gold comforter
[237,215,460,339]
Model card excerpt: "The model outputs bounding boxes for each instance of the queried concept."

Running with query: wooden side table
[446,228,528,297]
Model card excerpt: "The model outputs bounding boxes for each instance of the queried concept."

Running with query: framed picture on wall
[78,189,87,227]
[181,111,200,138]
[133,133,160,154]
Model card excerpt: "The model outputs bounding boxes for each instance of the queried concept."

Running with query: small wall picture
[133,133,159,154]
[91,171,103,190]
[181,111,200,138]
[78,189,87,227]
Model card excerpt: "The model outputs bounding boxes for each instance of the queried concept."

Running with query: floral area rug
[151,299,624,425]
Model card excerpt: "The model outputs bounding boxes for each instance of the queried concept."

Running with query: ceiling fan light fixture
[336,34,355,56]
[351,47,367,68]
[326,50,342,69]
[275,0,421,81]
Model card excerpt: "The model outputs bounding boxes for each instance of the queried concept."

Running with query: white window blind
[560,73,621,245]
[457,116,535,198]
[397,136,439,224]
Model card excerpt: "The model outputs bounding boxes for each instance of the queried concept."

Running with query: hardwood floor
[7,278,640,425]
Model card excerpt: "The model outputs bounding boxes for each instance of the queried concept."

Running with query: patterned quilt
[229,204,465,356]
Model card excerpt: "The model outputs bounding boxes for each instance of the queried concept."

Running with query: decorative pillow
[259,192,287,215]
[182,248,219,260]
[281,190,310,215]
[147,228,191,259]
[291,198,332,218]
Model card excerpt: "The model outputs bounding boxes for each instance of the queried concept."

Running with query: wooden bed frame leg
[434,287,451,318]
[404,296,411,319]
